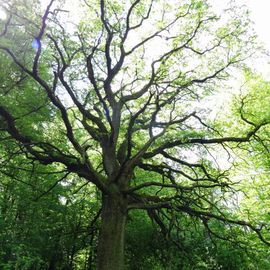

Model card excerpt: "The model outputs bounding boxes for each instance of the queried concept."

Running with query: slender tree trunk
[96,190,127,270]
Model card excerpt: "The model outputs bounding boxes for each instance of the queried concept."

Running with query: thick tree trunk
[96,190,127,270]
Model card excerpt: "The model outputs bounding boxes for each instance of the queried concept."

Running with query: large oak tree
[0,0,269,269]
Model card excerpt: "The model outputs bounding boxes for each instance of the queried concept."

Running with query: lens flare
[32,38,41,50]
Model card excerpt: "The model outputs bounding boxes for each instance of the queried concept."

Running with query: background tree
[0,0,270,269]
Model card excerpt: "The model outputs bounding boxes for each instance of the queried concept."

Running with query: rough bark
[97,188,127,270]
